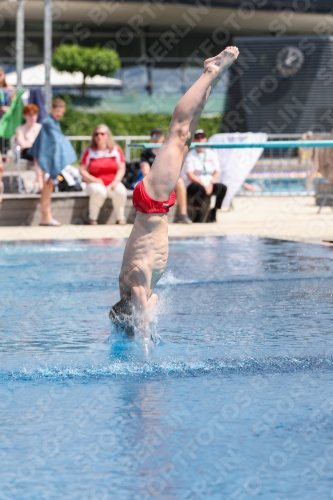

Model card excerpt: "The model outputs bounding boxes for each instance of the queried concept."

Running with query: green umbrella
[0,90,25,139]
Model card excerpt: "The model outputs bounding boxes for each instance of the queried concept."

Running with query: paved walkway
[1,196,333,244]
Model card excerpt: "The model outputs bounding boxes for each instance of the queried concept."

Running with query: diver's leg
[144,46,239,201]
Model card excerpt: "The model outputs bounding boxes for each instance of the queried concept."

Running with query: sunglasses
[151,134,162,139]
[194,134,205,140]
[94,132,106,137]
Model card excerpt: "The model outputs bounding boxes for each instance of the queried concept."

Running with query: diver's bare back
[119,211,168,300]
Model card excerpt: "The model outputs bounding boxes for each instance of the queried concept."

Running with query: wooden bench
[0,191,178,226]
[315,182,333,213]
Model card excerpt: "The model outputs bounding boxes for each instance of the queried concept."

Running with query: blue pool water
[244,177,310,194]
[1,235,333,499]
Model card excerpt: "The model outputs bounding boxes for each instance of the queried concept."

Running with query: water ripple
[2,355,333,381]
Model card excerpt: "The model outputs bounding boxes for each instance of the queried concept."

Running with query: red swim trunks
[133,180,176,214]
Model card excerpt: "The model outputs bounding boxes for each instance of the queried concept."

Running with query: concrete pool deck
[1,196,333,244]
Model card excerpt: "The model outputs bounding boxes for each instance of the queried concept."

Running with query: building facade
[0,0,331,95]
[0,0,332,122]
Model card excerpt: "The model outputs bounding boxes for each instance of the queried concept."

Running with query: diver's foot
[204,46,239,81]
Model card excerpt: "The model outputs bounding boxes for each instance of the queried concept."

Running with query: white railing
[1,135,150,194]
[2,132,330,196]
[67,135,150,162]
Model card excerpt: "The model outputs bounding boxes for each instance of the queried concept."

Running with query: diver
[110,46,239,335]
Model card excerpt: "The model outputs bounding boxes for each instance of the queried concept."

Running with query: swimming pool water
[244,177,310,194]
[1,235,333,499]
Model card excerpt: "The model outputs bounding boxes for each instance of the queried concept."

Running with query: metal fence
[0,119,329,197]
[1,129,150,194]
[126,133,317,196]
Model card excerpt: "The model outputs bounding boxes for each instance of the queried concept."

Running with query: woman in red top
[80,124,127,225]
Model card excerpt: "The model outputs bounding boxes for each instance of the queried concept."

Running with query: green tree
[52,45,121,96]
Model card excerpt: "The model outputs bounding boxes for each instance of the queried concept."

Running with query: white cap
[194,129,206,136]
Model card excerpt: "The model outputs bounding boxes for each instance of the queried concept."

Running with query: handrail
[130,140,333,149]
[66,135,151,141]
[6,133,329,196]
[66,135,151,161]
[65,133,330,141]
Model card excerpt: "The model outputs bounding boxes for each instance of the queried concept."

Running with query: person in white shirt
[184,129,227,222]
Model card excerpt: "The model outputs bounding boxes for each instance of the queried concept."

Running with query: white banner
[209,133,267,209]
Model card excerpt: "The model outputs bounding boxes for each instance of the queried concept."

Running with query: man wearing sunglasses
[140,128,192,224]
[110,46,239,335]
[184,129,227,222]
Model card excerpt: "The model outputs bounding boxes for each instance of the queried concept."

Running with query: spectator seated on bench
[79,124,127,225]
[15,103,43,192]
[302,131,333,212]
[183,129,227,223]
[301,130,333,192]
[122,160,141,190]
